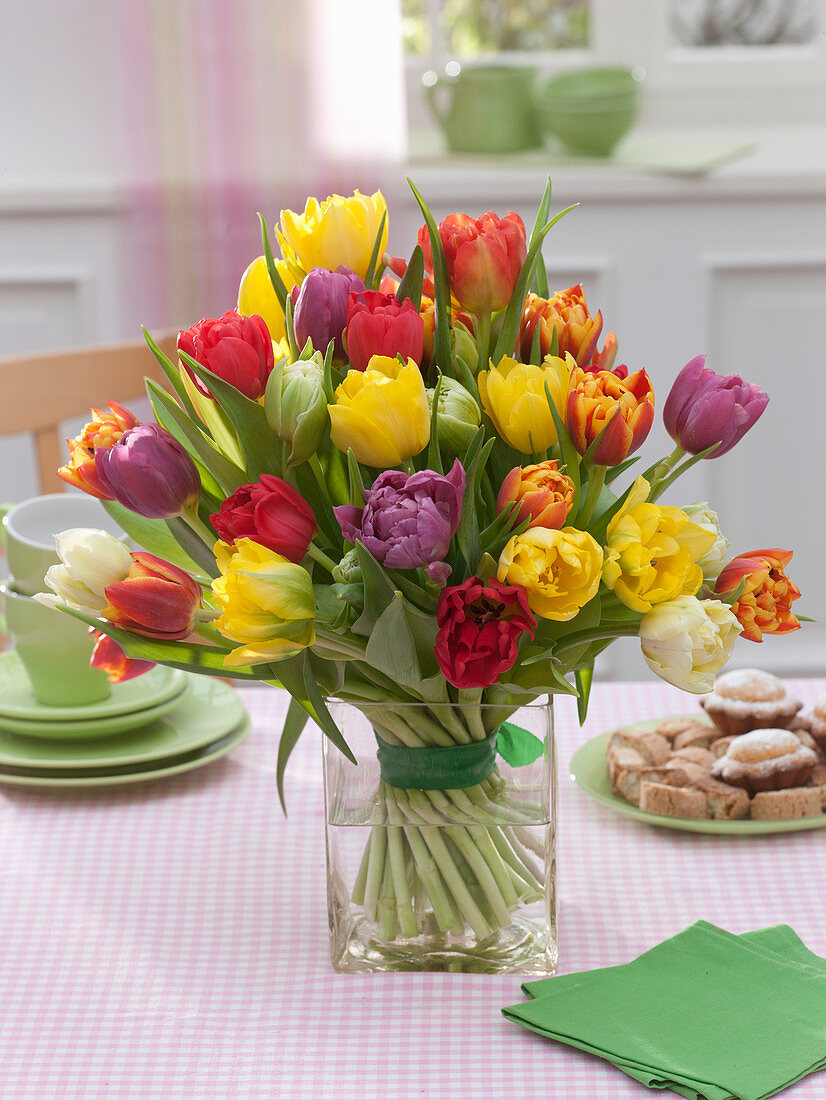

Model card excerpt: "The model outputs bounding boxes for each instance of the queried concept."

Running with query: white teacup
[0,494,126,597]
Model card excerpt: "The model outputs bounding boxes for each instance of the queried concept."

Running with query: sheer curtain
[111,0,407,332]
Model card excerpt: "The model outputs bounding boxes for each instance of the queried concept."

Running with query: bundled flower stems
[46,182,803,951]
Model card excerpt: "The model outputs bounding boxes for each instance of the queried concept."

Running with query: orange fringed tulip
[57,400,138,498]
[567,367,655,466]
[714,549,801,642]
[497,460,575,531]
[519,286,603,367]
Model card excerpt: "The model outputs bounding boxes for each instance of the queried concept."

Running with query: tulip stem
[307,543,339,575]
[181,511,217,551]
[308,455,333,506]
[576,465,606,527]
[475,311,492,370]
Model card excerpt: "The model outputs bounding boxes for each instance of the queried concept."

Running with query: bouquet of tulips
[46,179,803,952]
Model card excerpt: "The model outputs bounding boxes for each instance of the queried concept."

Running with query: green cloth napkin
[503,922,826,1100]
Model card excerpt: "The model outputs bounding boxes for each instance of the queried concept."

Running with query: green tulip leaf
[575,665,594,725]
[276,693,312,815]
[142,327,200,422]
[528,176,552,297]
[350,542,398,637]
[396,243,424,308]
[408,179,452,375]
[301,653,356,763]
[427,373,444,475]
[364,210,387,289]
[177,350,279,481]
[258,212,289,312]
[491,203,579,366]
[364,592,442,697]
[496,721,545,767]
[101,500,208,577]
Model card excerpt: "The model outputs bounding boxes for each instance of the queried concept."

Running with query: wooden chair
[0,334,177,493]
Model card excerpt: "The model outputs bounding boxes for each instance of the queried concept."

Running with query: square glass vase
[324,698,556,974]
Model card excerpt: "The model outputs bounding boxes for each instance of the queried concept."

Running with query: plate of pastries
[570,668,826,834]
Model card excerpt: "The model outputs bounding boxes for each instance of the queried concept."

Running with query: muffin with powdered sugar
[700,668,802,737]
[711,729,817,795]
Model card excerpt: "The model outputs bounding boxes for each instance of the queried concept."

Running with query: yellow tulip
[477,353,574,455]
[237,255,297,343]
[211,538,315,667]
[328,356,430,468]
[498,526,603,621]
[276,190,388,283]
[603,477,717,613]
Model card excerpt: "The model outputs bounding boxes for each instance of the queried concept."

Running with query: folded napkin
[503,922,826,1100]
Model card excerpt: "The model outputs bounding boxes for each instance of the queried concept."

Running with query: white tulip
[44,528,132,612]
[639,595,740,694]
[682,502,730,580]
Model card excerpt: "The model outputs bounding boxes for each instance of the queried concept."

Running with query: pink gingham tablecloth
[1,678,825,1100]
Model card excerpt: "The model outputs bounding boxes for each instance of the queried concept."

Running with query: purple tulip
[95,424,201,519]
[291,266,366,361]
[334,460,465,570]
[663,355,769,459]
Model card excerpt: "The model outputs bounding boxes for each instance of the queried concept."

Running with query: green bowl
[537,67,640,156]
[542,66,638,100]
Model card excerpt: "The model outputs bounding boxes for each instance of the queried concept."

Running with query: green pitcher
[426,64,541,155]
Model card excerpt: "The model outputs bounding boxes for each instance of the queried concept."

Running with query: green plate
[0,649,185,722]
[0,676,246,769]
[569,720,826,835]
[0,716,249,789]
[0,683,188,739]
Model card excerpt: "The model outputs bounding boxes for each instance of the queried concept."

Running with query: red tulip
[90,631,155,682]
[567,366,655,466]
[345,290,424,372]
[435,576,536,689]
[418,210,527,314]
[519,286,603,367]
[714,549,801,642]
[178,310,274,400]
[210,475,317,563]
[102,552,204,641]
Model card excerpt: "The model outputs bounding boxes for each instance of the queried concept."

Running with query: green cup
[0,494,125,597]
[0,579,111,707]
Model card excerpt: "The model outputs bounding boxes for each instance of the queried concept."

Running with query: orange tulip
[57,400,138,499]
[497,460,575,530]
[566,367,655,466]
[714,549,801,642]
[103,552,204,641]
[519,285,603,367]
[419,211,527,314]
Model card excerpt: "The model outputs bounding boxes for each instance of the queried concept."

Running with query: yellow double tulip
[498,526,603,621]
[277,189,388,283]
[603,478,716,613]
[478,353,574,455]
[237,255,297,344]
[328,356,430,468]
[211,538,315,667]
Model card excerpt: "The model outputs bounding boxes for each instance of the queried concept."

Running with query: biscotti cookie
[692,777,750,821]
[612,763,692,806]
[607,728,671,766]
[639,781,707,820]
[750,787,822,820]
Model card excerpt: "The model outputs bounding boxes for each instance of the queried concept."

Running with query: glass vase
[324,697,556,974]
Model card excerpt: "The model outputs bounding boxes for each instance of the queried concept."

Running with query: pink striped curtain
[109,0,406,333]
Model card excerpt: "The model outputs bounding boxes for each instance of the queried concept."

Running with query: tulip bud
[332,548,362,585]
[663,355,769,459]
[45,528,135,612]
[103,552,205,640]
[95,424,201,519]
[264,352,328,466]
[426,377,481,454]
[291,266,366,362]
[57,401,139,499]
[178,310,275,400]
